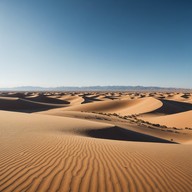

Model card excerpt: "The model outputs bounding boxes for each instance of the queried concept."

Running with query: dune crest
[61,97,163,115]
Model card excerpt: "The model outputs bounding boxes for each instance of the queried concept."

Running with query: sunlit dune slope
[60,97,163,115]
[58,94,84,105]
[141,110,192,129]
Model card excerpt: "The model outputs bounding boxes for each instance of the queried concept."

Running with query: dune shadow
[148,99,192,115]
[0,98,62,113]
[82,96,102,104]
[181,94,190,99]
[86,126,176,144]
[104,96,118,100]
[24,95,70,104]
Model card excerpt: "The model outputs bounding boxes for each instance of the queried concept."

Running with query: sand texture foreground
[0,92,192,192]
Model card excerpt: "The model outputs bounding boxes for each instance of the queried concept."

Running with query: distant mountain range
[0,86,191,92]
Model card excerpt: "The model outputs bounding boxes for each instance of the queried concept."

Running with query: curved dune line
[56,95,84,105]
[20,98,68,107]
[58,97,163,116]
[22,95,70,105]
[146,99,192,115]
[0,98,65,113]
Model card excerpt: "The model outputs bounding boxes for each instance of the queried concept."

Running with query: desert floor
[0,91,192,192]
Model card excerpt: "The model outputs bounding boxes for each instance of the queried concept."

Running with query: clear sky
[0,0,191,88]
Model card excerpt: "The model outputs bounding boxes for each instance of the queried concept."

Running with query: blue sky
[0,0,191,88]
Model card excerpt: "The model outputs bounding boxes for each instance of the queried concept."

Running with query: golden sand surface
[0,92,192,192]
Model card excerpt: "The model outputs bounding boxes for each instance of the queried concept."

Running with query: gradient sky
[0,0,192,88]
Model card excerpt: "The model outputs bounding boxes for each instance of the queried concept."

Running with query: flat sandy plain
[0,91,192,192]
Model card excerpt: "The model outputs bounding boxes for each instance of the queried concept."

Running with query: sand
[0,91,192,192]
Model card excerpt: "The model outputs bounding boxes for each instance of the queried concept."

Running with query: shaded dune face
[147,99,192,115]
[81,95,103,104]
[0,98,62,113]
[23,94,70,104]
[83,126,176,143]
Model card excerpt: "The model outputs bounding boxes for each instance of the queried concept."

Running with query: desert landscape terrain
[0,91,192,192]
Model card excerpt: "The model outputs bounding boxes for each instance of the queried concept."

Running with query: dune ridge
[60,97,163,116]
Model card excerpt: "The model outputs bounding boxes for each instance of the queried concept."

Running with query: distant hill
[0,86,191,92]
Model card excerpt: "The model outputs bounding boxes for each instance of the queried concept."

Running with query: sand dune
[0,110,192,192]
[141,110,192,129]
[58,95,84,105]
[81,95,103,104]
[23,94,70,105]
[145,99,192,116]
[0,97,64,112]
[165,93,191,102]
[60,97,162,115]
[0,92,192,192]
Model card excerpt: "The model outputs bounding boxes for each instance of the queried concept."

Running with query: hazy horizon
[0,0,192,88]
[0,85,191,91]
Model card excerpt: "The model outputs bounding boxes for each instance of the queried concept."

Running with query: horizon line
[0,85,191,90]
